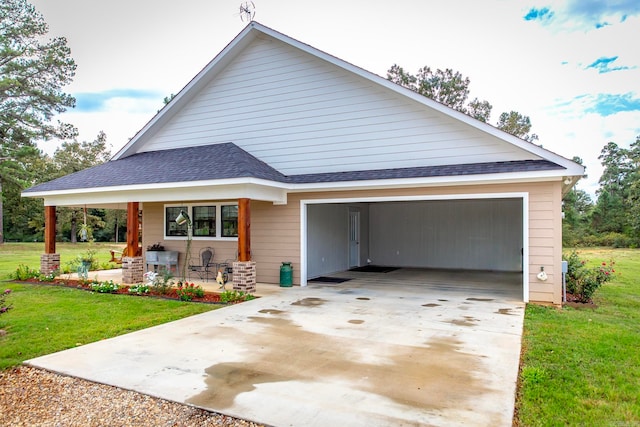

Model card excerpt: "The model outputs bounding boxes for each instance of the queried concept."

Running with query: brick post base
[122,256,144,284]
[232,261,256,293]
[40,253,61,275]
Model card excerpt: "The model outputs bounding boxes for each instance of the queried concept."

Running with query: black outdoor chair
[189,247,215,281]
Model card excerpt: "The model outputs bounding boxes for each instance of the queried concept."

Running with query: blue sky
[30,0,639,197]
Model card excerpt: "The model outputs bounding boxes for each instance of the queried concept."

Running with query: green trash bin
[280,262,293,287]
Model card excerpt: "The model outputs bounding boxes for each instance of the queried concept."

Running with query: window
[166,206,188,236]
[164,203,237,239]
[193,206,216,237]
[222,205,238,237]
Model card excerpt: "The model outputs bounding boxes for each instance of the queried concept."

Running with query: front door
[349,209,360,268]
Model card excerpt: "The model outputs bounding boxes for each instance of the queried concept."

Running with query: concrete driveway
[27,276,524,426]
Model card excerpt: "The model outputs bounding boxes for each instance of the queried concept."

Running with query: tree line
[563,138,640,248]
[0,0,124,244]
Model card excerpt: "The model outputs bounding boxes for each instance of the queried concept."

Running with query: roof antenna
[239,1,256,22]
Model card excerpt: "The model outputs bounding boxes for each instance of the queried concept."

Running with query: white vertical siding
[140,36,539,174]
[306,204,349,277]
[368,199,522,271]
[306,203,371,277]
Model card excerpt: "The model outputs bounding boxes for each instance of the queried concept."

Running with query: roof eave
[23,168,577,208]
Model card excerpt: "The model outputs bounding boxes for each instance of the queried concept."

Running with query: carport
[302,193,528,301]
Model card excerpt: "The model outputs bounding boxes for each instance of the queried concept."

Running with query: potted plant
[146,242,165,251]
[145,242,165,264]
[81,249,96,270]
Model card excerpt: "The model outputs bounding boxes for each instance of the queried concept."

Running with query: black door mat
[349,265,399,273]
[308,277,351,284]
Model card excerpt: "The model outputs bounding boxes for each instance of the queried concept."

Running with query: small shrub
[563,251,615,303]
[176,282,205,301]
[90,280,120,293]
[150,271,174,295]
[12,264,40,281]
[101,261,115,270]
[40,265,60,282]
[219,290,255,304]
[61,263,74,274]
[128,284,150,295]
[0,289,12,315]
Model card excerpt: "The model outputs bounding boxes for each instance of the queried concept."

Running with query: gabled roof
[25,143,564,194]
[24,22,584,207]
[110,21,583,179]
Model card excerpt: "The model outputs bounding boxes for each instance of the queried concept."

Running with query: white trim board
[300,192,530,302]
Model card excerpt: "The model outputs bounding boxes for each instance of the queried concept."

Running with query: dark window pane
[221,205,238,237]
[166,206,188,236]
[193,206,216,237]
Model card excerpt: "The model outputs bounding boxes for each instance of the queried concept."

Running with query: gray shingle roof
[289,159,562,183]
[24,143,564,193]
[25,143,287,193]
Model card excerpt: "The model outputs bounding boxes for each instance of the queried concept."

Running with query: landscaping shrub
[90,280,120,293]
[11,264,40,281]
[175,282,205,301]
[219,290,255,304]
[149,271,174,295]
[128,284,149,295]
[564,251,615,302]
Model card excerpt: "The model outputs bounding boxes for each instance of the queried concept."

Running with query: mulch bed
[17,278,227,304]
[564,292,598,309]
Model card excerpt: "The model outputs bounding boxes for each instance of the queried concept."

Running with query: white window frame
[164,202,238,241]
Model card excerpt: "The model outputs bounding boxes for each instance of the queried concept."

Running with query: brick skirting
[40,253,61,275]
[232,261,256,293]
[122,256,144,284]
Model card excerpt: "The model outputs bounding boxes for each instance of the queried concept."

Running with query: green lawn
[516,248,640,425]
[0,242,125,280]
[0,242,218,370]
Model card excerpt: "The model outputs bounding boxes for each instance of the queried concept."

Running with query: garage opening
[302,195,527,300]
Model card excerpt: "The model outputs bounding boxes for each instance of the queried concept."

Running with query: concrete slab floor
[27,281,525,426]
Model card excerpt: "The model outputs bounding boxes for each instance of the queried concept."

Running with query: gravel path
[0,366,265,427]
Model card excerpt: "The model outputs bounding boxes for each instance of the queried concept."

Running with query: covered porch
[38,197,260,293]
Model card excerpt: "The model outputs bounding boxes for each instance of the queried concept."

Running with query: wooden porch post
[126,202,139,256]
[238,198,251,262]
[44,205,56,254]
[41,205,60,275]
[233,198,256,293]
[122,202,143,284]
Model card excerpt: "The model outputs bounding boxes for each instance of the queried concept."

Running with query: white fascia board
[286,169,575,193]
[24,168,575,207]
[25,179,287,207]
